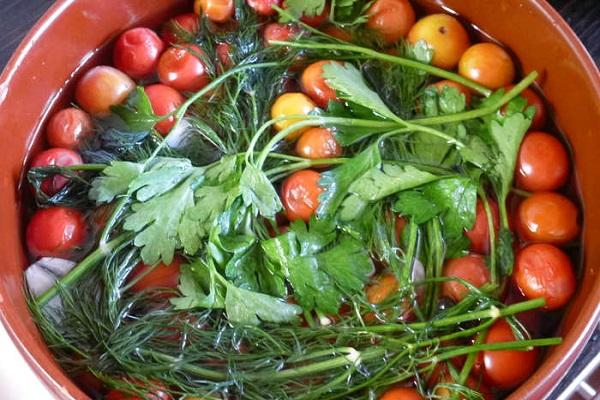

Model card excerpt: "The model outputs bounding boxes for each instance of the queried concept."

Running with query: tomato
[129,256,183,293]
[366,273,399,304]
[299,4,330,27]
[75,66,135,115]
[464,198,499,254]
[366,0,416,45]
[26,207,87,259]
[144,84,185,135]
[407,14,470,69]
[30,148,83,195]
[281,169,322,222]
[263,23,300,46]
[516,131,569,192]
[514,243,575,310]
[247,0,281,16]
[160,13,199,45]
[482,319,538,389]
[379,387,423,400]
[395,215,408,243]
[158,45,210,92]
[216,42,234,69]
[322,25,352,42]
[113,27,165,79]
[105,382,171,400]
[516,192,579,244]
[442,254,491,302]
[296,127,342,159]
[300,60,339,109]
[270,92,317,140]
[430,80,472,107]
[46,108,93,149]
[198,0,234,23]
[504,85,547,130]
[458,43,515,89]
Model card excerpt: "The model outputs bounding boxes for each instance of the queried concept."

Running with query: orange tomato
[281,170,322,222]
[129,256,183,293]
[407,14,470,69]
[458,43,515,89]
[296,127,342,159]
[366,273,399,304]
[516,192,579,244]
[300,60,340,108]
[379,387,424,400]
[198,0,234,23]
[366,0,416,44]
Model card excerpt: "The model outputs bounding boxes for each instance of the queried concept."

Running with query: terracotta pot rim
[0,1,599,399]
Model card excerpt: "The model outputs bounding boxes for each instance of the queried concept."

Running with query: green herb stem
[265,158,348,178]
[64,164,107,172]
[35,235,131,307]
[479,187,497,285]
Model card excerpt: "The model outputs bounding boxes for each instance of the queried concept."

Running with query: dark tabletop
[0,0,599,399]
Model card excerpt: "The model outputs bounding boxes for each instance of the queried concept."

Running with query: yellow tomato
[270,93,317,140]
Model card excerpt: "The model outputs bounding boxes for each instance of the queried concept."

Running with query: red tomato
[430,80,472,107]
[514,243,575,310]
[46,108,93,149]
[160,13,199,45]
[296,127,342,159]
[366,273,399,304]
[458,43,515,89]
[75,66,135,115]
[247,0,281,16]
[504,85,547,130]
[198,0,234,23]
[395,215,408,243]
[144,84,185,135]
[322,25,352,42]
[113,27,165,79]
[299,4,330,27]
[366,0,416,44]
[442,254,491,302]
[300,60,339,109]
[216,42,234,68]
[464,198,499,254]
[516,192,579,244]
[502,282,543,337]
[26,207,87,259]
[516,131,569,192]
[105,385,171,400]
[158,45,210,92]
[281,170,322,222]
[379,387,423,400]
[407,14,470,69]
[30,148,83,195]
[262,23,300,46]
[482,319,538,389]
[129,257,183,293]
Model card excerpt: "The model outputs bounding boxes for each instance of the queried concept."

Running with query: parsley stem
[271,40,492,96]
[64,163,107,172]
[479,188,497,285]
[265,157,348,177]
[411,71,539,126]
[35,235,131,307]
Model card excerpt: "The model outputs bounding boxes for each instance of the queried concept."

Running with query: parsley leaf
[281,0,326,19]
[393,191,441,224]
[171,260,225,310]
[111,86,161,132]
[240,164,283,218]
[129,158,197,202]
[225,283,301,325]
[89,161,142,204]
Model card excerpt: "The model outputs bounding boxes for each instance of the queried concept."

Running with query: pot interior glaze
[0,0,598,399]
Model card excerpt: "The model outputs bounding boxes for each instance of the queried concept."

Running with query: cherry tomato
[281,169,322,222]
[407,14,470,69]
[247,0,281,16]
[75,66,135,115]
[30,148,83,195]
[366,273,399,304]
[270,92,317,140]
[105,382,172,400]
[158,45,210,92]
[442,254,491,302]
[504,85,547,130]
[46,108,93,149]
[366,0,416,44]
[144,84,185,135]
[296,127,342,160]
[26,207,87,259]
[379,387,423,400]
[160,13,199,45]
[300,60,339,108]
[129,257,183,293]
[198,0,234,23]
[464,198,499,254]
[216,42,234,69]
[395,215,408,243]
[515,243,575,310]
[516,192,579,244]
[263,23,300,46]
[299,4,330,27]
[458,43,515,89]
[430,80,472,107]
[322,25,352,42]
[113,27,165,79]
[516,131,569,192]
[482,319,538,389]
